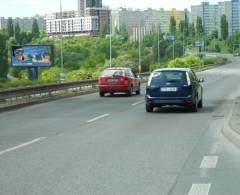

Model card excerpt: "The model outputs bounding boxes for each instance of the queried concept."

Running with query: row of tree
[0,19,41,80]
[168,14,229,40]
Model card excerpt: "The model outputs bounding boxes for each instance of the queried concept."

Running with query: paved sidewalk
[230,98,240,134]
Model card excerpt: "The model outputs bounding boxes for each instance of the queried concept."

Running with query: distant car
[145,68,204,112]
[233,52,240,57]
[98,68,141,97]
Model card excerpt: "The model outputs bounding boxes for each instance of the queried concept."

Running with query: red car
[98,68,141,97]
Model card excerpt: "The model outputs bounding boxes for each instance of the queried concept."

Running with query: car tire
[99,92,105,97]
[191,97,198,112]
[136,85,141,95]
[146,104,153,113]
[127,86,133,96]
[198,98,203,108]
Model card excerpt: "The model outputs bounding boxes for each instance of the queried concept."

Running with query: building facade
[46,16,99,36]
[0,16,45,31]
[78,0,102,16]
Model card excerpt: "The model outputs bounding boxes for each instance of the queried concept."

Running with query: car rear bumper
[145,95,194,106]
[99,85,130,92]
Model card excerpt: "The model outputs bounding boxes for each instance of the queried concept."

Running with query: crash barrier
[0,73,151,111]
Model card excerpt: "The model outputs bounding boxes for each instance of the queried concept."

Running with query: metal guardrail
[0,73,151,111]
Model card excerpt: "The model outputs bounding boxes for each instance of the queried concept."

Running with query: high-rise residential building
[78,0,102,16]
[232,0,240,33]
[218,1,232,35]
[0,16,45,31]
[159,8,185,33]
[85,7,110,33]
[46,16,99,36]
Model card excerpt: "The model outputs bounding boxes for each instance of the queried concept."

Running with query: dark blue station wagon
[145,68,204,112]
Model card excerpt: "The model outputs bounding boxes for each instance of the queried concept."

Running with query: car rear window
[149,71,187,86]
[102,69,125,77]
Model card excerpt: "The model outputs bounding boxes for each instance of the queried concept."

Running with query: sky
[0,0,221,18]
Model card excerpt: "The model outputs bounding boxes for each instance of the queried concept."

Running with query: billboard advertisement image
[11,45,53,67]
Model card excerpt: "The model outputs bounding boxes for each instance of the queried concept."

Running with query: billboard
[11,45,53,67]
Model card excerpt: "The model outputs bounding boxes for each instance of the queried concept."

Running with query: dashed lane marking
[200,156,219,169]
[188,183,211,195]
[87,113,110,123]
[0,137,46,156]
[131,100,144,106]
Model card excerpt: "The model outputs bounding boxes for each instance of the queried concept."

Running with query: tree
[99,23,107,37]
[14,22,21,43]
[118,24,128,41]
[169,16,176,35]
[179,20,185,35]
[7,18,14,37]
[188,23,196,38]
[0,32,8,79]
[221,14,228,40]
[196,16,204,35]
[184,11,189,37]
[210,29,219,40]
[32,19,40,38]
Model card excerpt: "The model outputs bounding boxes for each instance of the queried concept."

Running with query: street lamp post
[158,25,160,64]
[60,0,64,81]
[138,24,141,73]
[109,10,112,68]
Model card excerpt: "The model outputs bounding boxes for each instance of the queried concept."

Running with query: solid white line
[188,183,211,195]
[200,156,219,169]
[87,113,110,123]
[131,100,144,106]
[0,137,46,156]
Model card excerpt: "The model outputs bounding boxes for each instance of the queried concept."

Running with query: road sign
[195,40,205,47]
[163,35,175,41]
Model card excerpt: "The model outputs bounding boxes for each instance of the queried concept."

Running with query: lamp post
[59,0,64,81]
[109,9,112,68]
[157,25,160,64]
[138,24,141,73]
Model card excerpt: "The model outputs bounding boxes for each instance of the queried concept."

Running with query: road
[1,59,240,195]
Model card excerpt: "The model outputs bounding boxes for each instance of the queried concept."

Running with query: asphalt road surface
[1,59,240,195]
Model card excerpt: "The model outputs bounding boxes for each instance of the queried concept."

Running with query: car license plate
[161,87,177,92]
[108,79,118,82]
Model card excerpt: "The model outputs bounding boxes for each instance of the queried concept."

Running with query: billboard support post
[28,67,38,80]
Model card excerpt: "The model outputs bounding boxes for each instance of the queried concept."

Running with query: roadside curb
[222,102,240,147]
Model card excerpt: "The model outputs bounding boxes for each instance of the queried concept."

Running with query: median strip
[87,113,110,123]
[0,137,46,156]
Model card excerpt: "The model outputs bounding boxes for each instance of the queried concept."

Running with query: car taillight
[186,72,191,86]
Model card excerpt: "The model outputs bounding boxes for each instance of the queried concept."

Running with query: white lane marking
[0,137,46,156]
[200,156,219,169]
[188,184,211,195]
[87,113,110,123]
[131,100,144,106]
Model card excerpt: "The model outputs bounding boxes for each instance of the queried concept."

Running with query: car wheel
[146,104,153,112]
[99,91,105,97]
[198,98,203,108]
[127,86,133,96]
[191,97,198,112]
[136,85,141,95]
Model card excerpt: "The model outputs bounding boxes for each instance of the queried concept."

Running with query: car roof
[104,67,130,70]
[154,68,191,72]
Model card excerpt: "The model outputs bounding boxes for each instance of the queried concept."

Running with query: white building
[46,16,99,36]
